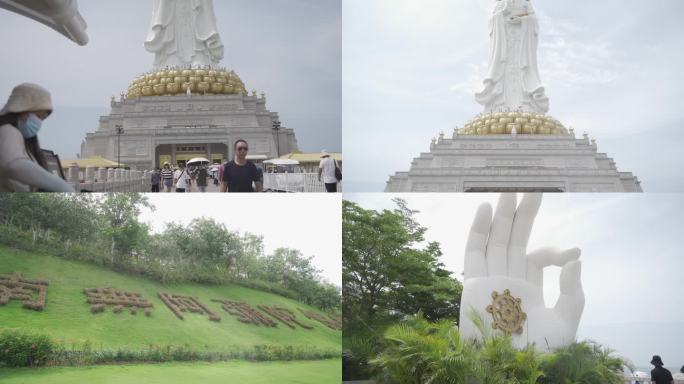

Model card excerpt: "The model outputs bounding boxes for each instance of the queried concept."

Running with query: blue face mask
[18,114,42,139]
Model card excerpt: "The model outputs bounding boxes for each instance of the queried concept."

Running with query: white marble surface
[0,0,88,45]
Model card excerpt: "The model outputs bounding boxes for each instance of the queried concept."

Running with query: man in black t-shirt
[650,355,674,384]
[221,139,262,192]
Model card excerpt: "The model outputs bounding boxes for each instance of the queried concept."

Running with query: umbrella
[187,157,210,165]
[633,371,649,379]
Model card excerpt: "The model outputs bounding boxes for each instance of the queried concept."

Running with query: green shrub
[0,327,339,368]
[50,340,339,366]
[538,341,627,384]
[368,314,627,384]
[0,330,57,367]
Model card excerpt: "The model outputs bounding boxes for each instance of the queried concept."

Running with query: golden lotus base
[125,66,248,99]
[459,112,569,136]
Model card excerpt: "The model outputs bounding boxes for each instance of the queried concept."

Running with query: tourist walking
[318,150,340,193]
[651,355,674,384]
[195,165,208,192]
[0,83,74,192]
[174,163,191,193]
[161,162,174,192]
[150,168,161,192]
[221,139,262,192]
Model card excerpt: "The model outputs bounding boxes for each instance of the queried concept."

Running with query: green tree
[236,233,264,278]
[0,194,102,244]
[343,199,462,327]
[253,248,341,309]
[97,193,153,258]
[343,199,463,381]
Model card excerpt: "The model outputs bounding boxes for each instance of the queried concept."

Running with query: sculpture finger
[555,260,584,331]
[526,247,580,286]
[485,193,516,276]
[464,202,492,279]
[507,193,542,279]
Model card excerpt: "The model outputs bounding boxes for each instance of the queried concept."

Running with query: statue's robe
[144,0,224,68]
[476,0,548,114]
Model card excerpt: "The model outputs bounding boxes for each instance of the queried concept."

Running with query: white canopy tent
[264,159,300,166]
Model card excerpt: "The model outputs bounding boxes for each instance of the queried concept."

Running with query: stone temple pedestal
[386,131,642,193]
[81,93,297,170]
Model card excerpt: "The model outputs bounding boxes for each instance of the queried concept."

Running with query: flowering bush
[0,330,57,367]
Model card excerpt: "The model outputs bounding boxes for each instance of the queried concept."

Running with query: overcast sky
[344,193,684,370]
[0,0,341,159]
[343,0,684,192]
[138,194,341,286]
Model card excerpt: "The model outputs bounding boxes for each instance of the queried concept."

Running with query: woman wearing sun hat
[0,83,74,192]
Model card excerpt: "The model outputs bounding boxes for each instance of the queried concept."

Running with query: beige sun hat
[321,150,330,158]
[0,83,53,117]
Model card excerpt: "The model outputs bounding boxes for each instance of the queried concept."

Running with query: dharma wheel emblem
[486,289,526,334]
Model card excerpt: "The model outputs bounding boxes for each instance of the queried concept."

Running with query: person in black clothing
[195,165,208,193]
[651,355,674,384]
[150,168,161,192]
[221,139,262,193]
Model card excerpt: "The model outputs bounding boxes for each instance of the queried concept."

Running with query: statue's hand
[507,15,523,24]
[459,194,585,351]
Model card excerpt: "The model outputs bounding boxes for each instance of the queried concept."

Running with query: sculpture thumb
[554,260,584,330]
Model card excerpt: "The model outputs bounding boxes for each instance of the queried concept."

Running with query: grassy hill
[0,245,341,355]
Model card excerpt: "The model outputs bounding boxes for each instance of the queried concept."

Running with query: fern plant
[370,311,628,384]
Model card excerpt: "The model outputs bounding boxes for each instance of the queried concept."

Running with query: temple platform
[386,131,642,193]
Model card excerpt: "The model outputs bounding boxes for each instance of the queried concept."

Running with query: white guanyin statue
[144,0,224,69]
[475,0,549,114]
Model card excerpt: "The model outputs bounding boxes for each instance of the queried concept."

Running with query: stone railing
[66,164,150,193]
[263,173,341,193]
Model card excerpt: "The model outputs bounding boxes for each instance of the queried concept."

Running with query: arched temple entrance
[154,143,228,168]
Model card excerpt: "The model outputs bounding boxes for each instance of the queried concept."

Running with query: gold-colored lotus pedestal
[459,112,569,136]
[486,289,527,335]
[125,67,248,99]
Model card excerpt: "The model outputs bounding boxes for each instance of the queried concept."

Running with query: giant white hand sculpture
[459,194,584,351]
